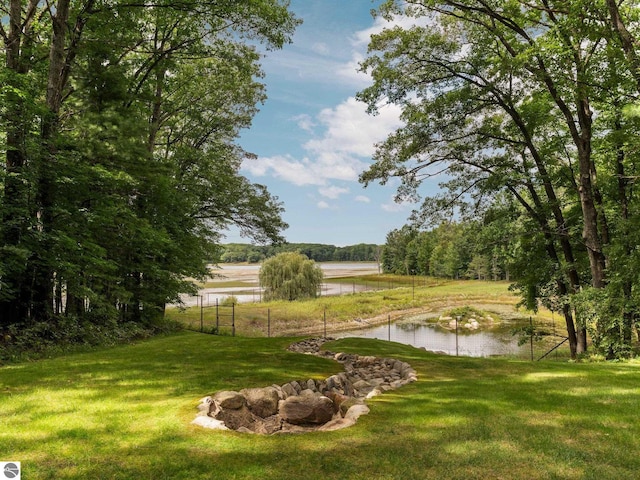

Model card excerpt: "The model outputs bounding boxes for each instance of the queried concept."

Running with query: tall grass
[2,333,640,479]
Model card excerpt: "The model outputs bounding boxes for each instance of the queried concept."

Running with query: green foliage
[381,221,507,280]
[220,295,238,307]
[0,0,299,345]
[221,242,381,263]
[259,252,324,301]
[360,0,640,357]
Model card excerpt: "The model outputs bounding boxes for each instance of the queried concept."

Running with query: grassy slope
[1,332,639,479]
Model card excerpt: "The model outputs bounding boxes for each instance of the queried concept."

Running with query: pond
[337,314,535,358]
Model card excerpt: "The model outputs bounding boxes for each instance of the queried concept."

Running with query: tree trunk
[0,0,39,326]
[607,0,640,93]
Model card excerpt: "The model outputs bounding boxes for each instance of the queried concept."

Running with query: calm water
[178,262,379,306]
[337,317,530,358]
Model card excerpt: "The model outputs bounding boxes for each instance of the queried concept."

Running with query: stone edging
[192,338,418,434]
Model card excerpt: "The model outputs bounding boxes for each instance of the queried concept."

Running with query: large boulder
[279,395,334,425]
[240,387,280,418]
[213,391,245,410]
[214,405,256,431]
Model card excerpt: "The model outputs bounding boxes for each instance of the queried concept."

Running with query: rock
[214,405,257,431]
[194,337,418,434]
[281,383,298,398]
[338,396,362,417]
[191,416,229,430]
[279,395,334,425]
[196,396,213,414]
[365,388,383,399]
[324,391,350,413]
[353,379,372,390]
[317,417,356,432]
[240,387,280,418]
[344,404,370,421]
[214,391,245,410]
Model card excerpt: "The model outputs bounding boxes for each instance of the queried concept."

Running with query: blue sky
[234,0,418,247]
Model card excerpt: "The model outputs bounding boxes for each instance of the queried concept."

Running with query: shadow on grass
[2,334,640,479]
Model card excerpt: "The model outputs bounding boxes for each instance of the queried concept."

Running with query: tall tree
[357,0,640,356]
[0,0,298,330]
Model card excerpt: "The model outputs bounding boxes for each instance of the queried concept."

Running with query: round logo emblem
[4,463,20,479]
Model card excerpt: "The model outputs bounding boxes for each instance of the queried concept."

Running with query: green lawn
[2,332,639,479]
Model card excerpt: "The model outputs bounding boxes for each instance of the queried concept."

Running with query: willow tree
[259,252,324,301]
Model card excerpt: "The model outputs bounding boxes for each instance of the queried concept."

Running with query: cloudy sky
[236,0,420,246]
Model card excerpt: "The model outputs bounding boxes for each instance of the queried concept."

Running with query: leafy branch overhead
[360,0,640,359]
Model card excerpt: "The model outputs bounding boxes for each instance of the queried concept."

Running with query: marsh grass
[167,278,540,339]
[2,333,640,479]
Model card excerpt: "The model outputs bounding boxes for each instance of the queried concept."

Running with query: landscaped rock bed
[192,337,418,434]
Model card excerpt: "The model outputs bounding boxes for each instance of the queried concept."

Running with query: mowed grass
[2,332,640,479]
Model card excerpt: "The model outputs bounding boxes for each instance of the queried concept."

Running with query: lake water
[178,262,380,306]
[337,317,531,358]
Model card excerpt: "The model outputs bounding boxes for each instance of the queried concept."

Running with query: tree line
[0,1,298,341]
[360,0,640,359]
[380,222,509,281]
[221,243,381,264]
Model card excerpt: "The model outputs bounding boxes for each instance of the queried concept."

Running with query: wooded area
[221,242,381,263]
[0,1,297,341]
[361,0,640,358]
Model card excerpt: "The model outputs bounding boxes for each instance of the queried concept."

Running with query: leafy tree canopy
[259,252,324,301]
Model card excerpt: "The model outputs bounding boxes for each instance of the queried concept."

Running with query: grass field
[2,332,639,479]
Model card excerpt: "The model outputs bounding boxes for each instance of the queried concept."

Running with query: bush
[259,252,324,301]
[0,315,181,363]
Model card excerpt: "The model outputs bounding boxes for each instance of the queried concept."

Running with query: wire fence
[182,276,440,307]
[179,299,571,361]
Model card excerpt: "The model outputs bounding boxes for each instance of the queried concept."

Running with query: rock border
[192,337,418,434]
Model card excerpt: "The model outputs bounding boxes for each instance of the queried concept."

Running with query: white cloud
[311,42,330,56]
[306,97,403,159]
[293,114,316,132]
[243,155,325,186]
[319,185,349,199]
[317,200,330,209]
[381,196,413,213]
[355,195,370,203]
[244,98,403,186]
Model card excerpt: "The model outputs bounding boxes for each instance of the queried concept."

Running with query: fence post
[456,316,460,356]
[323,307,327,339]
[216,298,219,333]
[530,316,534,361]
[388,315,391,342]
[267,308,271,338]
[232,302,235,337]
[200,295,203,333]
